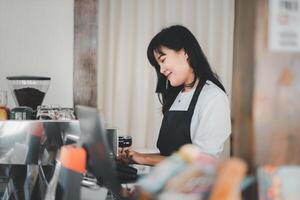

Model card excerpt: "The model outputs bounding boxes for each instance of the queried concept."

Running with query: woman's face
[154,46,194,87]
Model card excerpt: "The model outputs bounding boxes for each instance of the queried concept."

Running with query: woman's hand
[127,150,146,164]
[117,148,145,165]
[117,147,132,164]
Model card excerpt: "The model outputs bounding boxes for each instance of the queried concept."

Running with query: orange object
[60,145,87,173]
[0,107,8,120]
[0,91,8,120]
[209,158,247,200]
[29,122,44,137]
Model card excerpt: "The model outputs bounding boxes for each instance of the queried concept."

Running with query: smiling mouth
[166,72,172,79]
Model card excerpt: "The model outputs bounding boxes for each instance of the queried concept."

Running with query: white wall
[0,0,74,108]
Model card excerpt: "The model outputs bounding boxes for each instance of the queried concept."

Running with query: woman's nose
[160,65,166,74]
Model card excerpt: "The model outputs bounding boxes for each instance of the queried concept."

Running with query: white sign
[269,0,300,52]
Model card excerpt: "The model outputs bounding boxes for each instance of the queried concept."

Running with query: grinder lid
[7,76,51,80]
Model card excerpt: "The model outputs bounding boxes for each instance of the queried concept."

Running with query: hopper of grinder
[6,76,51,111]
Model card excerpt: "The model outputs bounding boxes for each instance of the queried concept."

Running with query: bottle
[0,90,8,120]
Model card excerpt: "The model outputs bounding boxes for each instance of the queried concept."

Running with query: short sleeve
[190,91,231,157]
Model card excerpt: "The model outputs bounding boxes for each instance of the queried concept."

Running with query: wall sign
[269,0,300,52]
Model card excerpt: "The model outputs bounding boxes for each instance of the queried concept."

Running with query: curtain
[97,0,235,154]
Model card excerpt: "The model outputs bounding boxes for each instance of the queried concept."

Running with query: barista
[119,25,231,166]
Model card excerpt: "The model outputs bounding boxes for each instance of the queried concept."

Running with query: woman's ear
[184,51,189,60]
[179,48,189,60]
[184,50,189,60]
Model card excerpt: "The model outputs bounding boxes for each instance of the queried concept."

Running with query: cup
[118,135,132,148]
[0,90,8,107]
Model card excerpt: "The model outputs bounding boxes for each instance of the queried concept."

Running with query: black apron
[157,80,206,156]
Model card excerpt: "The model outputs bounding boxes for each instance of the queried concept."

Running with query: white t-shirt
[169,80,231,157]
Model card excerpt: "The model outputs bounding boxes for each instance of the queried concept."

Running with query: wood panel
[232,0,256,170]
[73,0,98,107]
[254,0,300,165]
[233,0,300,167]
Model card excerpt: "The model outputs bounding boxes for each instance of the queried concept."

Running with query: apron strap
[187,79,206,113]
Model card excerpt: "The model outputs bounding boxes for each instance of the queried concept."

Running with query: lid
[6,76,51,80]
[11,106,33,112]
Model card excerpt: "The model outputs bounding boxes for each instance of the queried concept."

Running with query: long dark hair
[147,25,226,114]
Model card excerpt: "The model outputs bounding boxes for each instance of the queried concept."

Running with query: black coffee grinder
[7,76,51,119]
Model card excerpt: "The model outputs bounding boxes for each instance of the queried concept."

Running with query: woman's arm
[128,151,166,166]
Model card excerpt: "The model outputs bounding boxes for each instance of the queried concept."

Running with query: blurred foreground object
[138,144,248,200]
[44,145,86,200]
[209,158,247,200]
[257,165,300,200]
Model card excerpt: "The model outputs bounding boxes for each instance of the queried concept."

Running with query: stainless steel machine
[0,120,81,199]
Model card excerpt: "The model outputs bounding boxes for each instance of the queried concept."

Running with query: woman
[120,25,231,166]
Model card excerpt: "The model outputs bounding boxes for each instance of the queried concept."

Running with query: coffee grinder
[6,76,51,119]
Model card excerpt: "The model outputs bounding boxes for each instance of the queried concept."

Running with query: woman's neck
[182,78,198,93]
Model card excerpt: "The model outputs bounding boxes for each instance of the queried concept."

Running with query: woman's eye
[161,57,166,63]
